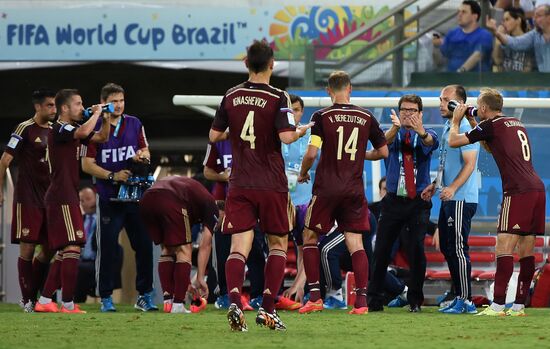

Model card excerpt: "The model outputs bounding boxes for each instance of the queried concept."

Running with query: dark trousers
[75,259,96,303]
[96,199,153,298]
[320,213,405,300]
[212,226,266,299]
[438,201,477,300]
[368,193,431,307]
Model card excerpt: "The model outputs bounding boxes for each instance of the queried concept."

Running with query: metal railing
[304,0,453,87]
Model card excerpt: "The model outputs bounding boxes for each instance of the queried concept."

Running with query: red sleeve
[80,130,95,146]
[211,96,229,132]
[54,123,77,143]
[310,111,323,139]
[466,119,493,144]
[203,142,221,170]
[138,125,148,149]
[368,116,387,149]
[275,91,296,133]
[84,140,97,158]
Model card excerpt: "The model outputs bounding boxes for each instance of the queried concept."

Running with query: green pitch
[1,304,549,349]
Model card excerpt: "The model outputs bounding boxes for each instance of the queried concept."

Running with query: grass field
[0,303,549,349]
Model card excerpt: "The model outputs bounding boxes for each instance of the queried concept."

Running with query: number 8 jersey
[309,103,386,197]
[211,81,296,192]
[466,116,544,195]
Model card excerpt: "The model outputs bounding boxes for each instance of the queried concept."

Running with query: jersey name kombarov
[232,96,268,108]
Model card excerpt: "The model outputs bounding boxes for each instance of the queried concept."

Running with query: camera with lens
[112,158,155,202]
[448,100,477,117]
[82,103,115,122]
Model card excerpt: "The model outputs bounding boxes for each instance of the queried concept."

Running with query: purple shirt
[83,114,148,199]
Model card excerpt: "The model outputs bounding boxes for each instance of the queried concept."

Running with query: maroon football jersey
[4,118,51,207]
[146,176,219,232]
[211,81,296,192]
[311,104,386,197]
[45,121,93,205]
[466,116,544,194]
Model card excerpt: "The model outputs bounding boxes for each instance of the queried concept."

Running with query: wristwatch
[107,172,115,181]
[419,131,429,139]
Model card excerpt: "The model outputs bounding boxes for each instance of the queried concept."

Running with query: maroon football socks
[61,250,80,303]
[303,244,321,302]
[173,261,191,304]
[31,258,50,301]
[261,249,287,313]
[226,252,246,309]
[515,256,535,305]
[158,254,175,299]
[42,252,62,298]
[17,257,33,303]
[351,249,369,308]
[493,255,514,305]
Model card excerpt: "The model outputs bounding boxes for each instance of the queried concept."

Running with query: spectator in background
[495,0,536,19]
[433,1,493,72]
[487,4,550,72]
[492,7,535,71]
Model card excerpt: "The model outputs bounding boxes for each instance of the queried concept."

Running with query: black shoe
[368,302,384,312]
[409,304,421,313]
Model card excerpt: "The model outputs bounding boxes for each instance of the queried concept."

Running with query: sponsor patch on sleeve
[61,123,76,133]
[7,134,21,149]
[287,112,296,126]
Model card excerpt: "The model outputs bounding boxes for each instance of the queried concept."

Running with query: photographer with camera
[81,83,156,312]
[421,85,480,315]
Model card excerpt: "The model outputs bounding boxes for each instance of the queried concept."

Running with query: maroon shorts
[46,203,85,250]
[140,190,193,246]
[10,202,48,245]
[305,193,370,235]
[497,191,546,236]
[222,187,294,236]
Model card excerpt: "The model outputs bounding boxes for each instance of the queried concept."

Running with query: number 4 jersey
[466,116,544,195]
[211,81,296,192]
[309,103,386,197]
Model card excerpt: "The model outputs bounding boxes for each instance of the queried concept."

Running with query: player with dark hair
[368,94,439,313]
[35,89,110,313]
[0,89,56,312]
[449,88,545,316]
[202,139,265,312]
[140,176,219,314]
[298,71,388,315]
[209,39,312,331]
[82,82,156,312]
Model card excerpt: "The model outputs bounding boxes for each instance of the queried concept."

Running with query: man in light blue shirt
[281,94,317,305]
[487,4,550,72]
[422,85,479,315]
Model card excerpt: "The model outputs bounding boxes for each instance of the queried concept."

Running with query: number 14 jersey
[211,81,296,192]
[466,116,544,195]
[310,104,386,197]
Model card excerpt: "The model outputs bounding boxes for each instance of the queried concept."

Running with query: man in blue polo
[421,85,479,314]
[368,94,439,313]
[82,83,156,312]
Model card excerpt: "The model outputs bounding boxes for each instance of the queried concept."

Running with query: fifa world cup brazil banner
[0,5,414,61]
